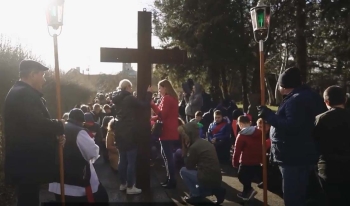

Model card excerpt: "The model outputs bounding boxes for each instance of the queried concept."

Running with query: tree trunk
[275,46,288,105]
[209,65,222,105]
[220,67,229,100]
[265,77,275,105]
[295,0,308,83]
[241,68,249,112]
[0,115,4,166]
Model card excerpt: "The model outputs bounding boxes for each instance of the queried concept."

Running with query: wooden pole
[259,40,268,206]
[53,33,65,205]
[135,10,152,190]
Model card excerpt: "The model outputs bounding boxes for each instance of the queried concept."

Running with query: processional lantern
[45,0,66,202]
[249,1,271,206]
[46,0,65,31]
[250,0,271,42]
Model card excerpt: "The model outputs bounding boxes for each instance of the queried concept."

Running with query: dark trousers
[160,140,176,183]
[279,165,313,206]
[319,177,350,206]
[214,140,231,163]
[16,183,41,206]
[54,183,109,204]
[173,148,184,169]
[100,141,109,162]
[238,165,261,193]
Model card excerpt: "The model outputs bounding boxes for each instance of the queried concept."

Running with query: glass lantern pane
[51,7,57,17]
[46,6,58,26]
[256,8,265,28]
[265,7,271,29]
[250,10,257,30]
[57,5,64,24]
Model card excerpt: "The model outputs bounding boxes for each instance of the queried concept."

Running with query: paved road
[36,158,284,205]
[152,161,285,206]
[37,158,173,204]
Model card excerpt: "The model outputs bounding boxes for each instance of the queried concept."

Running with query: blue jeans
[173,148,184,169]
[279,165,313,206]
[118,148,137,188]
[160,140,176,183]
[180,167,213,197]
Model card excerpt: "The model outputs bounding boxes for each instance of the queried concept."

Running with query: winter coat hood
[239,126,256,136]
[184,121,200,145]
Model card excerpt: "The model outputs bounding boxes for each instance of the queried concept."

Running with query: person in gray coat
[185,83,203,122]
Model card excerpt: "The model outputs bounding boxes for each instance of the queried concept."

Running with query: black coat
[3,81,64,184]
[314,107,350,182]
[112,90,152,151]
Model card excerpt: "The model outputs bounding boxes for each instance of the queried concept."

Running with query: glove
[257,105,272,119]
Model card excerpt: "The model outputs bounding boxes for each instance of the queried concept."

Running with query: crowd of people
[3,60,350,206]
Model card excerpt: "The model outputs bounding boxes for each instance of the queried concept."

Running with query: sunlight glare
[0,0,158,74]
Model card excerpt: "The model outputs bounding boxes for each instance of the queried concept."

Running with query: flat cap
[19,60,49,73]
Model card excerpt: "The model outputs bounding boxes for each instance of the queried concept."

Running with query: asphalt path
[34,158,286,206]
[37,158,173,205]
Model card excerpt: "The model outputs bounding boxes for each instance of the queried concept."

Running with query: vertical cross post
[135,10,152,190]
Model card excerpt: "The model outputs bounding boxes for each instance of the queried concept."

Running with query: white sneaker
[119,184,127,191]
[126,186,142,195]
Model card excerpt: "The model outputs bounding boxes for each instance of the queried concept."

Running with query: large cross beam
[100,10,187,190]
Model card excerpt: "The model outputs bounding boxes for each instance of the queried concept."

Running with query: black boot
[162,180,176,189]
[213,188,226,205]
[160,178,169,186]
[184,196,205,205]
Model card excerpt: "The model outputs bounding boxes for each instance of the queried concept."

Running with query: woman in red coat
[151,79,179,188]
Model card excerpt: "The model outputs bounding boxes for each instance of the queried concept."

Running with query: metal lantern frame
[250,1,271,43]
[46,0,65,36]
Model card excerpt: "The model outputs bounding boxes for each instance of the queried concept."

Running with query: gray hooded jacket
[185,83,203,116]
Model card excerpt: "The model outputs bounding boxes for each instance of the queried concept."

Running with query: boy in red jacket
[232,115,262,201]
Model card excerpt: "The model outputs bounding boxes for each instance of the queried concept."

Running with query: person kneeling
[49,109,109,204]
[178,122,226,205]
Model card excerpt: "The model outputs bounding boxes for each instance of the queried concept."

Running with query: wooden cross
[100,9,187,190]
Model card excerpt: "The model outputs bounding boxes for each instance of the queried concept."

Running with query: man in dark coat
[3,60,65,206]
[313,86,350,205]
[258,67,327,206]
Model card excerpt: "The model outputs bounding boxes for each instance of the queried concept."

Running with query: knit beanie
[278,67,302,89]
[68,108,85,123]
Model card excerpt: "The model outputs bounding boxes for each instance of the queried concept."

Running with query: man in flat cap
[257,67,327,206]
[3,60,66,206]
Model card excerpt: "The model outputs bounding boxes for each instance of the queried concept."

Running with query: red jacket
[151,95,179,141]
[232,126,262,167]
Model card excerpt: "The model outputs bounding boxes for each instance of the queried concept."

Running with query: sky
[0,0,160,74]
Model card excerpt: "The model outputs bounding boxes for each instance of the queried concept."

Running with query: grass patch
[236,104,278,112]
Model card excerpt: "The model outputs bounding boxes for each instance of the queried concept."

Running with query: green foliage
[0,36,94,117]
[0,35,42,112]
[152,0,256,104]
[43,75,94,117]
[152,0,350,106]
